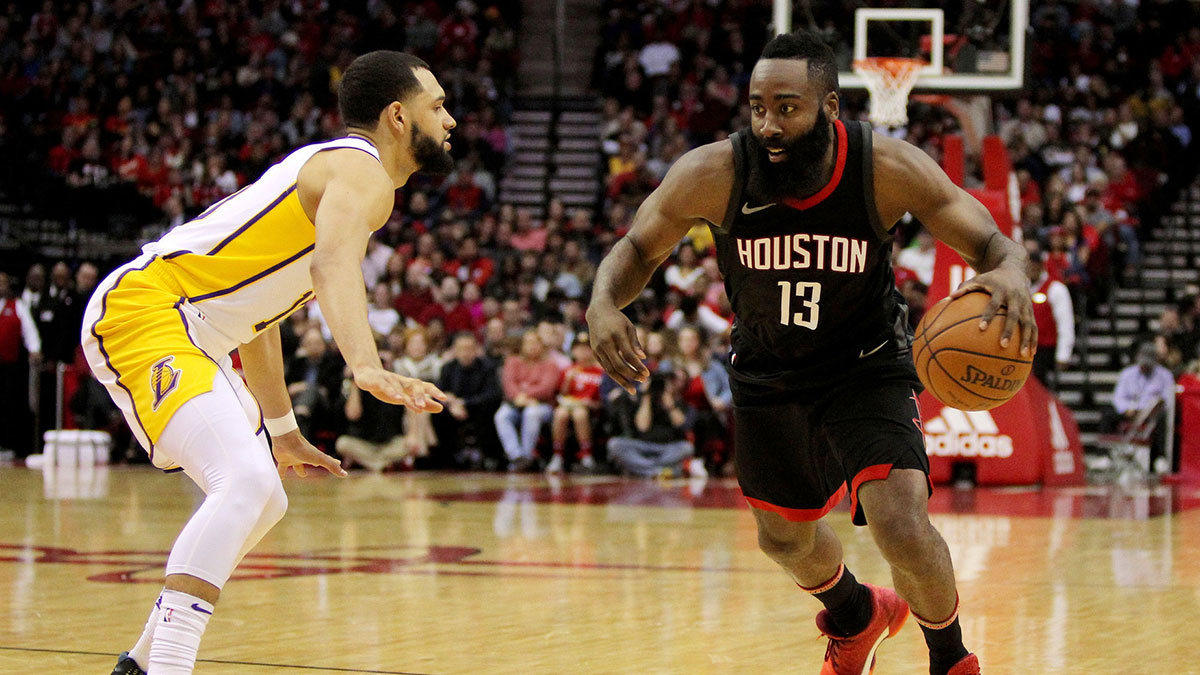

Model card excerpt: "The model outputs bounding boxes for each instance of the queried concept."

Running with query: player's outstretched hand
[354,367,447,413]
[951,266,1038,357]
[587,304,650,395]
[273,430,348,479]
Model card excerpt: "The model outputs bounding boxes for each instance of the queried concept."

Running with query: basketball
[913,291,1033,411]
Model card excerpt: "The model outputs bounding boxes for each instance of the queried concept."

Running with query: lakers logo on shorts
[150,356,182,412]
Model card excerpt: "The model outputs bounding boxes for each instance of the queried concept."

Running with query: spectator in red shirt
[60,94,97,131]
[1016,168,1042,208]
[104,95,135,136]
[138,149,170,194]
[112,136,148,184]
[443,168,486,217]
[444,236,494,288]
[47,127,82,176]
[418,276,474,335]
[509,208,548,252]
[395,265,434,322]
[1102,153,1144,214]
[0,271,42,456]
[437,4,479,59]
[547,335,604,473]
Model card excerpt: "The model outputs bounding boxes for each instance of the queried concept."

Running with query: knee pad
[223,459,286,519]
[259,477,288,528]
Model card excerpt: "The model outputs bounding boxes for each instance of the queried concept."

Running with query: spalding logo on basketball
[913,290,1034,411]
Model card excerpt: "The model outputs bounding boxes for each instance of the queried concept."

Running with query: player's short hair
[338,51,431,129]
[759,30,839,96]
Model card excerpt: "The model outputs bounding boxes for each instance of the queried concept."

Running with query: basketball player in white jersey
[88,51,453,674]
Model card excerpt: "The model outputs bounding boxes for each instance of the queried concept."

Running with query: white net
[852,58,926,127]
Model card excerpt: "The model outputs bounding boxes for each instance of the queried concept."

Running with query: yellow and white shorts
[81,255,262,469]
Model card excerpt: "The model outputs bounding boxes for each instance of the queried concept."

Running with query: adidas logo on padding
[924,407,1014,459]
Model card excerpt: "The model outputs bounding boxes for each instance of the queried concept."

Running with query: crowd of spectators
[0,0,520,235]
[6,1,1200,474]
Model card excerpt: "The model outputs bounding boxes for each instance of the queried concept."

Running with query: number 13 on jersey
[777,280,821,328]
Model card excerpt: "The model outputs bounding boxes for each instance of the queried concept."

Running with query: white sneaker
[686,457,708,479]
[545,454,564,473]
[578,454,596,470]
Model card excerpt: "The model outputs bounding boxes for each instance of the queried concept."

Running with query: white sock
[127,593,163,669]
[148,589,214,674]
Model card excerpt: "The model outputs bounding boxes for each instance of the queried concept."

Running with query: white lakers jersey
[142,136,381,354]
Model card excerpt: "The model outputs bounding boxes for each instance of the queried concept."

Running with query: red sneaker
[816,584,909,675]
[947,653,980,674]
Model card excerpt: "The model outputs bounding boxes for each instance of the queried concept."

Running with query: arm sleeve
[1048,281,1075,363]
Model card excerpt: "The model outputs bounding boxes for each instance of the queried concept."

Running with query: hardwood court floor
[2,466,1200,674]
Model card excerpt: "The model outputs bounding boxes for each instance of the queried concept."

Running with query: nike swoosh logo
[191,603,213,615]
[859,340,888,359]
[741,202,775,215]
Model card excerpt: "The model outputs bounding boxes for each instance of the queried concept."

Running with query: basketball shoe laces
[823,634,847,671]
[820,625,868,672]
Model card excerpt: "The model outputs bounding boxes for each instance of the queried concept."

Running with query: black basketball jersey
[710,119,912,383]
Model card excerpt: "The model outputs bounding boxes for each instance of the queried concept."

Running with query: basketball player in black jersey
[588,32,1035,675]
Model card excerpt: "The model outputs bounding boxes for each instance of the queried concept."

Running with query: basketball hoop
[852,57,927,127]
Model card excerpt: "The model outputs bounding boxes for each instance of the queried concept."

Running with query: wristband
[264,410,298,436]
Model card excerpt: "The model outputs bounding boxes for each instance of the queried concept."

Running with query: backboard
[776,1,1029,92]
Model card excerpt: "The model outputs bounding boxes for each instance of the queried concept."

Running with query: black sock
[808,565,872,636]
[920,616,969,675]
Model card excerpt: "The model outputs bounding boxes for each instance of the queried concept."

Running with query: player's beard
[746,108,833,203]
[412,123,455,175]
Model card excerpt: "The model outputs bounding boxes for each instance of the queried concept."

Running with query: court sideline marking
[0,646,435,674]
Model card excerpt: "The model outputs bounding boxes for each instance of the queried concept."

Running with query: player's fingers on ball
[949,282,974,298]
[979,291,1004,329]
[951,280,983,298]
[1022,310,1038,356]
[997,304,1016,348]
[1020,318,1035,356]
[295,463,307,478]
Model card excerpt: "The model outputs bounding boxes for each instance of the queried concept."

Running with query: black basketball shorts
[733,357,932,526]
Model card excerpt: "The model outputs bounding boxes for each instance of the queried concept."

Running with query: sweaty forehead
[750,59,814,97]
